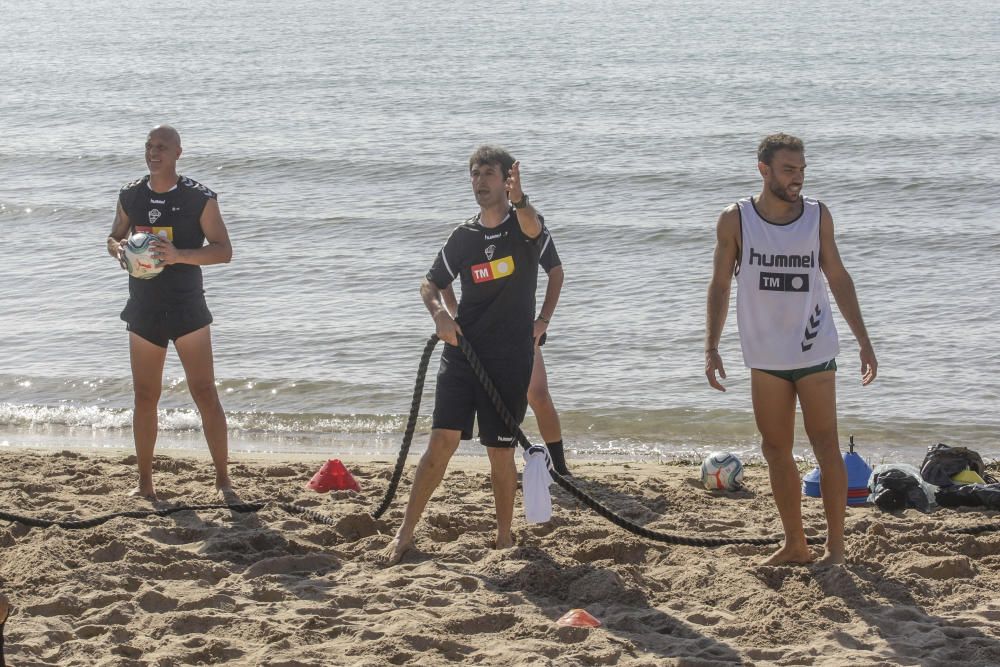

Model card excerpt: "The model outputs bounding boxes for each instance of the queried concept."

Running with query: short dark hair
[469,145,515,180]
[757,133,804,165]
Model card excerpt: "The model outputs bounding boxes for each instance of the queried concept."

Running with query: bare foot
[760,543,814,566]
[495,533,515,550]
[377,535,414,567]
[813,550,845,568]
[0,592,10,624]
[129,485,157,501]
[217,485,239,503]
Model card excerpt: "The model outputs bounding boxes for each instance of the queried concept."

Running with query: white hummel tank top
[735,196,839,369]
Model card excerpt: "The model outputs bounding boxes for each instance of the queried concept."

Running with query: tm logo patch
[759,272,809,293]
[471,256,515,283]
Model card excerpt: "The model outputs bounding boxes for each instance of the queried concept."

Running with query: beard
[769,181,801,203]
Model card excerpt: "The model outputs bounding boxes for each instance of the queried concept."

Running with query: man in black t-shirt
[106,125,234,500]
[379,146,544,566]
[442,228,570,475]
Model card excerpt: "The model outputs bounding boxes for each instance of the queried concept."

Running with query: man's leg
[796,370,845,566]
[378,428,462,566]
[751,369,811,565]
[487,445,517,549]
[174,326,231,492]
[129,332,167,498]
[526,347,569,474]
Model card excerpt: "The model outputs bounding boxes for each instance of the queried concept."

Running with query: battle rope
[367,334,1000,544]
[450,335,820,547]
[1,335,995,544]
[370,334,439,519]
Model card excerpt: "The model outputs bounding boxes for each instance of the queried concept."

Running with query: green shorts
[757,359,837,383]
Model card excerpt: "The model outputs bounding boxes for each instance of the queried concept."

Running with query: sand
[1,448,999,666]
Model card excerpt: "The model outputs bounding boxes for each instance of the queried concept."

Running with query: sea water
[1,0,998,463]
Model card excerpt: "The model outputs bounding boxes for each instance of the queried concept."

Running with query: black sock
[547,440,570,475]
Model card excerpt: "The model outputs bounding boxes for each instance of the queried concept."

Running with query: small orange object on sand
[556,608,601,628]
[306,459,360,493]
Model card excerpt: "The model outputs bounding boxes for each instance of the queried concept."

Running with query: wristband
[537,314,550,324]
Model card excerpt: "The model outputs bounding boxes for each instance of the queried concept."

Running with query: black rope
[369,334,439,519]
[454,336,817,547]
[0,334,994,549]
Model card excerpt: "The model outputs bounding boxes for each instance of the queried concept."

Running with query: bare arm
[506,161,542,239]
[106,201,131,261]
[421,278,462,345]
[152,199,233,267]
[705,205,740,391]
[818,205,877,385]
[440,284,459,317]
[534,264,563,342]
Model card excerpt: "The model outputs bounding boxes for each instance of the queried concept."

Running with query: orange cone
[306,459,360,493]
[556,608,601,628]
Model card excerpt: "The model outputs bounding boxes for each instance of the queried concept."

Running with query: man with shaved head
[106,125,234,499]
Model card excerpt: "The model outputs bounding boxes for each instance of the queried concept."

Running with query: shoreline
[1,449,999,665]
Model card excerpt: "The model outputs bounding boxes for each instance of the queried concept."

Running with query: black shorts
[432,346,533,447]
[121,299,213,349]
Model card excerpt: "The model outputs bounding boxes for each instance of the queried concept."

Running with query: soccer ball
[700,452,744,491]
[122,232,163,279]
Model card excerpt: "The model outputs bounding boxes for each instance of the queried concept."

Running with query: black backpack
[919,443,998,487]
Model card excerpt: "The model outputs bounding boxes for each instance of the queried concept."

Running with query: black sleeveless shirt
[119,175,217,308]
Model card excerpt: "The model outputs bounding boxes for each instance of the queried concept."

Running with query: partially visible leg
[174,326,231,492]
[487,445,517,548]
[129,332,167,498]
[752,370,812,565]
[378,428,462,566]
[526,347,569,474]
[797,370,845,566]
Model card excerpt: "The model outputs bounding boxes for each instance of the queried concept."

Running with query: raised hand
[505,160,524,204]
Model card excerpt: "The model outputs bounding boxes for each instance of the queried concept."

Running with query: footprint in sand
[334,512,380,540]
[571,540,648,565]
[177,593,237,613]
[687,612,722,626]
[891,555,976,580]
[445,576,481,593]
[242,553,339,579]
[91,540,129,563]
[137,589,179,613]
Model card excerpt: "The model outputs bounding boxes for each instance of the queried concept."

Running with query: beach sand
[1,449,998,666]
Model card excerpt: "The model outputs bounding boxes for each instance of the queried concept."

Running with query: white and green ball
[123,232,164,279]
[700,452,744,491]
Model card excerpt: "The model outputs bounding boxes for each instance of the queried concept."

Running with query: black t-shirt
[427,208,544,359]
[119,175,216,307]
[539,228,561,274]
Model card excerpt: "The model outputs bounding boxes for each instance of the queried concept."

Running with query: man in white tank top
[704,134,878,567]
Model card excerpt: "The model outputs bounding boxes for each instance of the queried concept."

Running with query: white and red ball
[122,232,164,279]
[700,452,744,491]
